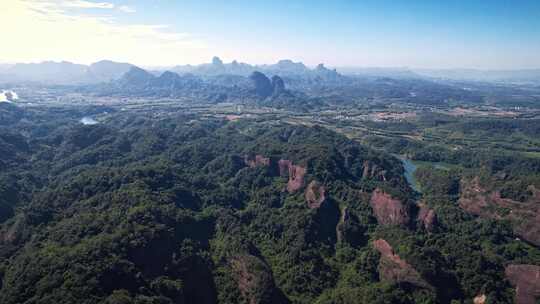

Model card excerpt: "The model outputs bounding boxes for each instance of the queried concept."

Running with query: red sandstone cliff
[417,204,437,232]
[362,160,387,181]
[229,255,282,304]
[278,159,306,193]
[505,264,540,304]
[305,181,326,209]
[244,154,271,168]
[373,239,429,288]
[369,188,410,226]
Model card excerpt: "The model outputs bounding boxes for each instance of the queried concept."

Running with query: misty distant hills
[0,57,344,85]
[107,66,292,99]
[0,60,133,85]
[337,67,421,79]
[413,68,540,84]
[1,57,539,85]
[170,57,343,81]
[88,60,134,82]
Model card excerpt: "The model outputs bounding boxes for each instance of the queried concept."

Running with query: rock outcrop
[0,216,25,244]
[373,239,429,288]
[244,154,270,168]
[249,71,273,99]
[271,75,285,96]
[505,264,540,304]
[305,181,326,209]
[229,255,287,304]
[417,204,437,232]
[278,159,292,176]
[473,294,487,304]
[278,159,306,193]
[336,207,348,244]
[459,177,540,246]
[362,160,387,181]
[369,189,409,226]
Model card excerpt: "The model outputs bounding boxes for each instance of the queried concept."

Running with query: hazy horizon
[4,0,540,70]
[3,58,540,72]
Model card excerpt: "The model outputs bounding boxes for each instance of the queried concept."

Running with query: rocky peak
[212,56,224,66]
[249,71,273,99]
[157,71,182,85]
[121,66,154,87]
[271,75,286,96]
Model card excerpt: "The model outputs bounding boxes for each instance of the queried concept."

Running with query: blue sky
[4,0,540,68]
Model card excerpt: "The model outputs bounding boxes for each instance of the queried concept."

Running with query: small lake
[396,156,452,193]
[399,157,421,192]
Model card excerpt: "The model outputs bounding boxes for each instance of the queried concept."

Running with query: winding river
[399,157,421,192]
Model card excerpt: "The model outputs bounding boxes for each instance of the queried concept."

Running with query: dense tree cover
[0,103,538,303]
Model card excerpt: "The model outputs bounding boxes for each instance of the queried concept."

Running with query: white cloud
[1,0,212,66]
[118,5,136,13]
[62,1,115,9]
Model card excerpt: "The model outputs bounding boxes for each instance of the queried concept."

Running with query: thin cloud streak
[118,5,136,13]
[2,0,212,66]
[62,0,115,9]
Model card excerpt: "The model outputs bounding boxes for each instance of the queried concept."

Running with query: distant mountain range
[0,60,134,85]
[97,65,300,104]
[170,57,342,79]
[1,57,539,85]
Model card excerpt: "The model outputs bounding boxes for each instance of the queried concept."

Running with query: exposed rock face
[362,160,387,181]
[229,255,285,304]
[278,159,306,193]
[417,204,437,232]
[244,154,270,168]
[271,75,285,95]
[369,189,409,226]
[0,216,25,244]
[249,71,273,99]
[505,264,540,304]
[473,294,487,304]
[459,177,540,246]
[373,239,429,288]
[336,207,348,244]
[305,181,326,209]
[278,159,292,176]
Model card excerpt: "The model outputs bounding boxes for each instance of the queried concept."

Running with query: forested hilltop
[0,102,539,304]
